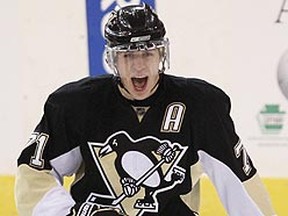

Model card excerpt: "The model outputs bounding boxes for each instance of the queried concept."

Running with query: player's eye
[142,51,153,57]
[123,53,134,58]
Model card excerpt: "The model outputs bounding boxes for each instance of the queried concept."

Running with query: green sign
[257,104,286,134]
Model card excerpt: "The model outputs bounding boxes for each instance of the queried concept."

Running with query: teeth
[132,77,147,82]
[132,77,146,80]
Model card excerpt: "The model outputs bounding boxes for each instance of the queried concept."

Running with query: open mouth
[131,77,148,91]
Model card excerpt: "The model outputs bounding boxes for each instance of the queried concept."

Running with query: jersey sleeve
[194,86,269,215]
[15,94,83,216]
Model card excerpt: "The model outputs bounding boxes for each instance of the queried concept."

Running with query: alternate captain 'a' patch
[87,131,188,216]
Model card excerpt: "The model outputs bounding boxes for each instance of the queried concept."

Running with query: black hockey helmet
[104,3,166,47]
[104,3,170,74]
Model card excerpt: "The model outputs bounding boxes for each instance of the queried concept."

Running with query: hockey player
[15,3,276,216]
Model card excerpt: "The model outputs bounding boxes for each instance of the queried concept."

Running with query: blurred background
[1,0,288,215]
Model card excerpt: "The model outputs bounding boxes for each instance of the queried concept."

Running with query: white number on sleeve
[234,140,252,175]
[28,132,49,168]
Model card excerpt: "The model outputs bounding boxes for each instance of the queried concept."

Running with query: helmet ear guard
[159,38,170,73]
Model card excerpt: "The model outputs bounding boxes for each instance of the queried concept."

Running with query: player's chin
[130,91,150,100]
[128,83,149,100]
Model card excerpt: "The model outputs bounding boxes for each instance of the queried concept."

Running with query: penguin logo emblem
[88,131,188,215]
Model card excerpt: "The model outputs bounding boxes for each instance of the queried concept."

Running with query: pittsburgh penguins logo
[87,131,188,216]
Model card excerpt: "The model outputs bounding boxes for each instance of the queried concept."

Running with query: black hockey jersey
[16,74,265,216]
